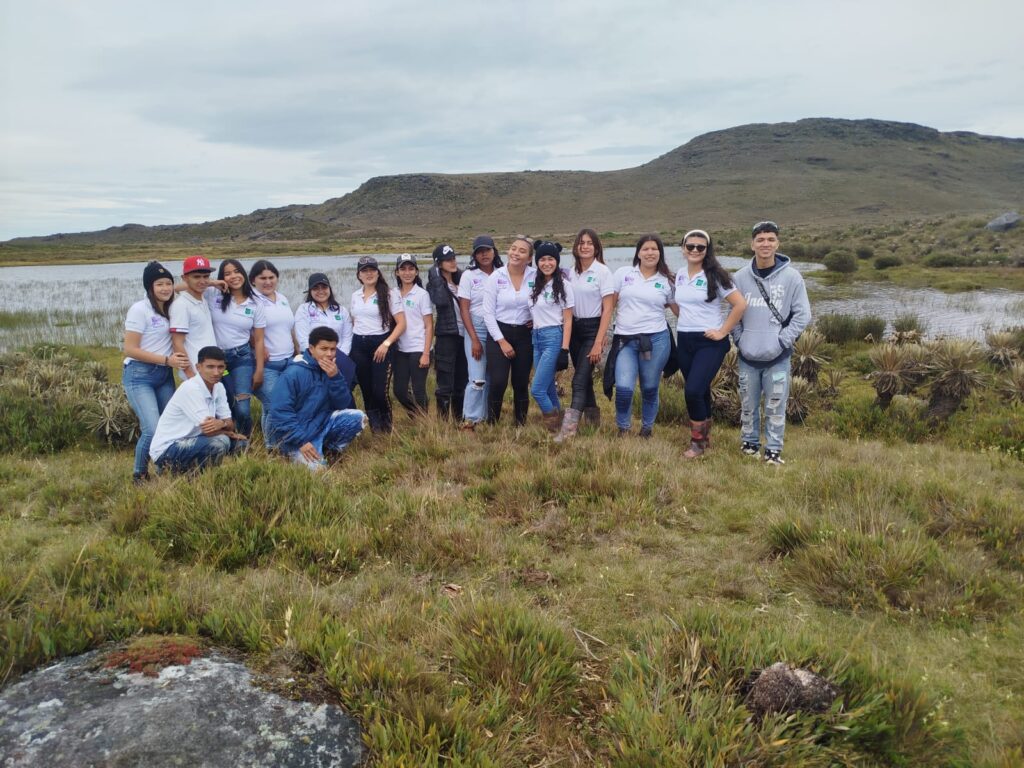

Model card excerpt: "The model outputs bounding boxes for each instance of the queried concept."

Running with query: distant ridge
[8,118,1023,244]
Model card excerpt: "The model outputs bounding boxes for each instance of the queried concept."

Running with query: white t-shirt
[294,301,354,354]
[483,266,537,341]
[395,285,433,353]
[613,266,676,335]
[530,281,575,329]
[350,288,404,336]
[255,291,297,361]
[123,299,172,365]
[204,289,267,350]
[457,269,492,317]
[168,291,217,370]
[675,269,737,332]
[149,375,231,461]
[569,261,615,319]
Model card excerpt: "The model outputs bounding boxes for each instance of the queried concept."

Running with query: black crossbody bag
[755,278,793,328]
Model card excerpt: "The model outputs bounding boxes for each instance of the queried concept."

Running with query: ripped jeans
[738,356,792,452]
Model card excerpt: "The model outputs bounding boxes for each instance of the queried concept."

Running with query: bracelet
[382,340,391,347]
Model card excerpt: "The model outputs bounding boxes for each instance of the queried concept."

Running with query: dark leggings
[351,333,393,432]
[486,322,533,425]
[393,351,428,415]
[568,316,601,411]
[433,334,468,419]
[676,331,731,421]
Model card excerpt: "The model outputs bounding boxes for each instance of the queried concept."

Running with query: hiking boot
[554,408,581,443]
[618,427,630,437]
[763,449,785,465]
[582,406,601,428]
[639,426,653,439]
[459,421,477,432]
[683,419,709,459]
[741,441,760,457]
[132,472,150,486]
[541,410,562,433]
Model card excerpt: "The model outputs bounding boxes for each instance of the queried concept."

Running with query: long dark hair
[360,268,395,330]
[303,277,340,312]
[572,228,604,274]
[217,258,255,312]
[147,287,173,320]
[531,258,568,307]
[682,232,734,303]
[633,234,673,281]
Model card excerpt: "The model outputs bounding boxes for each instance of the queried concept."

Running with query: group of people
[122,221,811,479]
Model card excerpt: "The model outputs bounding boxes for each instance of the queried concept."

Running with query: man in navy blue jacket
[267,326,365,470]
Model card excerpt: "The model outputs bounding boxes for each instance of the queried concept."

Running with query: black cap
[432,244,457,262]
[396,253,418,268]
[471,235,496,255]
[533,240,563,266]
[356,256,379,271]
[307,272,331,290]
[143,261,172,293]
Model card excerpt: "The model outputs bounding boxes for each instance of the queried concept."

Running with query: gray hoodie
[731,253,811,365]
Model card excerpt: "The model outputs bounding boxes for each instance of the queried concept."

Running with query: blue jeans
[463,313,489,423]
[286,409,365,471]
[531,325,563,414]
[122,361,175,477]
[614,329,671,430]
[223,344,255,437]
[738,356,792,452]
[155,434,245,474]
[255,357,290,446]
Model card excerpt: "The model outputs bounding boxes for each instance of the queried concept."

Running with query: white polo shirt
[530,281,575,329]
[168,291,217,370]
[675,269,737,332]
[613,266,676,335]
[457,269,491,317]
[149,374,231,462]
[255,291,297,361]
[394,285,433,353]
[205,290,267,350]
[294,301,354,354]
[123,299,172,365]
[568,261,614,319]
[350,288,404,336]
[483,266,537,341]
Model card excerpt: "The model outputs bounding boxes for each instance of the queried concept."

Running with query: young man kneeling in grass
[267,326,365,470]
[149,346,247,474]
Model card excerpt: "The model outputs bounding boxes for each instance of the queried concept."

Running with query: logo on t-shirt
[587,275,595,283]
[527,281,534,288]
[371,297,378,305]
[623,275,635,285]
[695,279,705,288]
[150,316,164,327]
[497,278,509,288]
[244,307,253,315]
[405,298,415,307]
[654,282,664,289]
[334,314,342,321]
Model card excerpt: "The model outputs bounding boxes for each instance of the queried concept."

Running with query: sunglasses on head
[752,221,780,236]
[684,243,707,253]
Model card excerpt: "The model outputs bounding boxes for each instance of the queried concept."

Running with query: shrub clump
[874,254,903,270]
[823,249,857,273]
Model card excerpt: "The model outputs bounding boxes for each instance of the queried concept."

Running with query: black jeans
[486,322,533,425]
[676,331,731,421]
[568,316,602,411]
[351,333,393,432]
[433,334,467,420]
[393,350,428,415]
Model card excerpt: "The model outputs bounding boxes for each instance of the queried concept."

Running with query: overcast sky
[1,0,1021,240]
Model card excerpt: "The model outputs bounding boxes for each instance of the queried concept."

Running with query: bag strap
[754,277,789,328]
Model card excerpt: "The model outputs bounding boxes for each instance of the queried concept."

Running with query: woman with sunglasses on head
[206,258,266,437]
[556,228,615,442]
[392,254,434,416]
[482,236,536,426]
[249,260,301,444]
[350,256,406,433]
[123,261,191,483]
[674,230,747,458]
[607,234,678,438]
[457,235,502,429]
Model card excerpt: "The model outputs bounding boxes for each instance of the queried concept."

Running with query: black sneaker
[741,441,760,457]
[639,426,652,439]
[617,427,630,437]
[763,449,785,465]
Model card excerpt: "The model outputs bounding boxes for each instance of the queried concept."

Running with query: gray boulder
[747,662,839,717]
[0,649,364,768]
[985,212,1021,232]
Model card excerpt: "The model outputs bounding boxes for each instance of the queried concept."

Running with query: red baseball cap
[182,255,213,275]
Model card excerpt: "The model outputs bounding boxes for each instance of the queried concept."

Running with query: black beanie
[143,261,172,293]
[533,240,563,266]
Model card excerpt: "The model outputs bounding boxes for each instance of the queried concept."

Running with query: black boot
[436,396,451,421]
[513,396,529,426]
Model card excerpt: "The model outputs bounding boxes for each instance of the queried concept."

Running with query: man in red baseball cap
[169,255,217,378]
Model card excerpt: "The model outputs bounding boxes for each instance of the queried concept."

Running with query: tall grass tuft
[925,339,987,423]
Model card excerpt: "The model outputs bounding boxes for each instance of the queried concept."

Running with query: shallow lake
[0,248,1020,352]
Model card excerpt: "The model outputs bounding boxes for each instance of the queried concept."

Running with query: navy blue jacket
[267,350,356,452]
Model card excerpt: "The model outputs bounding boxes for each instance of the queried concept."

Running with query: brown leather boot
[683,419,709,459]
[542,410,562,433]
[554,408,582,443]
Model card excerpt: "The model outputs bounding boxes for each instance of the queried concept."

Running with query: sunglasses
[751,220,780,235]
[684,243,707,253]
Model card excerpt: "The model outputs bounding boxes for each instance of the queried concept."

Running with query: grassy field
[2,343,1023,765]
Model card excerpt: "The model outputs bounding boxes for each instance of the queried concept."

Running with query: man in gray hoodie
[731,221,812,464]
